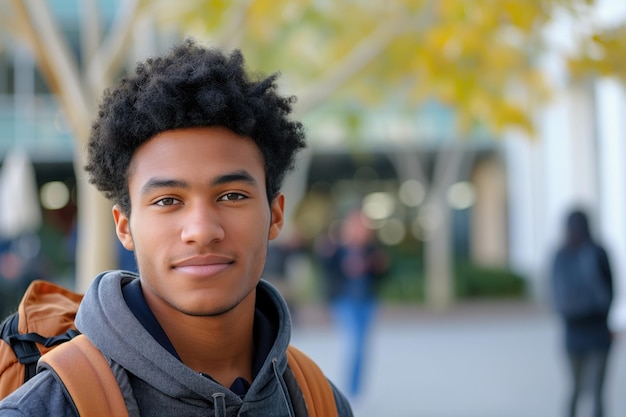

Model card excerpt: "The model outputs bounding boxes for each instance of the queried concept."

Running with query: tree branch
[215,0,255,51]
[85,0,142,98]
[79,0,101,68]
[295,1,436,117]
[0,6,22,43]
[432,146,466,194]
[11,0,91,141]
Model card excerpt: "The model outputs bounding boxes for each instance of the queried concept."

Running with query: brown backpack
[0,280,338,417]
[0,280,81,396]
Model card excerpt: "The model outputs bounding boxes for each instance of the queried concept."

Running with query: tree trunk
[390,146,469,309]
[73,170,117,292]
[423,147,470,309]
[7,0,144,290]
[421,197,454,309]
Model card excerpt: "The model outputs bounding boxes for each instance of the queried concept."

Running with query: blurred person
[0,39,352,416]
[550,209,614,417]
[316,209,389,400]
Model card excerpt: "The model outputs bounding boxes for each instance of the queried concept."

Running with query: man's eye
[219,193,246,202]
[155,197,180,206]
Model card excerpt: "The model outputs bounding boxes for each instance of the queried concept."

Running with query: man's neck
[148,291,256,388]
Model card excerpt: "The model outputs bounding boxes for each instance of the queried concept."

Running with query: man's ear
[113,205,134,250]
[269,193,285,241]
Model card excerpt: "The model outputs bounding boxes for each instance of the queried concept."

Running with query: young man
[0,39,352,416]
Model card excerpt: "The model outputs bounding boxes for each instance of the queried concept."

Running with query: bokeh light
[447,181,476,210]
[40,181,70,210]
[398,179,425,207]
[377,218,405,245]
[362,192,395,220]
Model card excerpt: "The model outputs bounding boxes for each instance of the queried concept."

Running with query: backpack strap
[286,345,339,417]
[39,334,129,417]
[37,337,333,417]
[1,310,80,384]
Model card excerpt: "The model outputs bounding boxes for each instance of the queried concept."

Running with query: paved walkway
[291,300,626,417]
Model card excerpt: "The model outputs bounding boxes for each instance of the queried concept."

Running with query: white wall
[595,79,626,330]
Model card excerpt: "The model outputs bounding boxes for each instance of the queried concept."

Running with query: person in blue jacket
[0,39,352,417]
[317,208,388,400]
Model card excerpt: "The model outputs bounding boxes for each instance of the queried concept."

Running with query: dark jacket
[556,244,613,353]
[318,239,388,303]
[551,210,614,353]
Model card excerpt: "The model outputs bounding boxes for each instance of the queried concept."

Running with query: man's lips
[172,255,234,276]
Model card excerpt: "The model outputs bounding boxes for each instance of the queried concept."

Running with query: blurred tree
[0,0,623,305]
[568,24,626,82]
[0,0,153,291]
[169,0,625,308]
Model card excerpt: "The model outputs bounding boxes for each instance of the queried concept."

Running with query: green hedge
[454,263,526,299]
[378,260,425,302]
[377,261,527,303]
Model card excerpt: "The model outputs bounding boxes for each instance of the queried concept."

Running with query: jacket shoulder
[0,370,76,417]
[328,379,353,417]
[284,346,353,417]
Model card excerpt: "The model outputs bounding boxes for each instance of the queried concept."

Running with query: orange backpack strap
[286,345,339,417]
[39,334,129,417]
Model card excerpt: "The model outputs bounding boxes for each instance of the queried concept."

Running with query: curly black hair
[85,38,306,214]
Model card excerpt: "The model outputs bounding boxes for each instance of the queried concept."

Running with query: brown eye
[219,193,246,201]
[155,197,181,206]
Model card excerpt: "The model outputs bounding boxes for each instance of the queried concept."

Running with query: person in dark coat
[551,209,614,417]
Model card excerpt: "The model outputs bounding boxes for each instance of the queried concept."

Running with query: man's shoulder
[285,345,353,417]
[326,379,354,417]
[0,370,76,417]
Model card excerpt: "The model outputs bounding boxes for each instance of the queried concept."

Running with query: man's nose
[180,204,225,246]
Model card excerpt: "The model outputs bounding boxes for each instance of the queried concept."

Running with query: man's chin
[178,299,239,318]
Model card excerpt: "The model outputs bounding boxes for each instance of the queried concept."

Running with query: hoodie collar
[76,271,292,406]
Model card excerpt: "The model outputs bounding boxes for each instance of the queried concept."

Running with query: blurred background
[0,0,625,416]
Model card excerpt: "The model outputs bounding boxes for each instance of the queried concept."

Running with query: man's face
[113,126,284,317]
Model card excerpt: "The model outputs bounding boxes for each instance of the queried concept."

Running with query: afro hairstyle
[85,38,306,214]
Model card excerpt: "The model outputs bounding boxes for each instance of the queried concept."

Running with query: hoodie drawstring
[272,358,295,417]
[212,392,226,417]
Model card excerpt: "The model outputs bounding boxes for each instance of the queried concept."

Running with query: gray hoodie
[0,271,352,416]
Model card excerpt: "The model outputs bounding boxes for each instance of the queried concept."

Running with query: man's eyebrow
[139,171,259,196]
[140,178,188,196]
[210,170,259,187]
